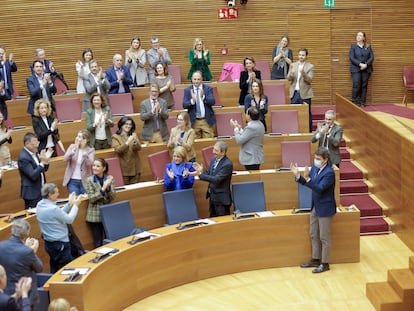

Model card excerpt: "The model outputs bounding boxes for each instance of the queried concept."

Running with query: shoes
[312,263,330,273]
[360,103,366,108]
[300,259,320,268]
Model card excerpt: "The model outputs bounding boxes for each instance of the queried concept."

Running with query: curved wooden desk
[46,208,360,311]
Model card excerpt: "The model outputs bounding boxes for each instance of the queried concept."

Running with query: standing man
[82,59,111,112]
[183,71,216,138]
[26,60,56,115]
[0,220,43,308]
[140,84,169,143]
[0,46,18,120]
[230,106,265,170]
[191,141,233,217]
[36,183,82,273]
[290,147,336,273]
[18,132,52,209]
[0,264,32,311]
[147,36,172,81]
[287,48,314,132]
[106,54,133,94]
[311,110,343,167]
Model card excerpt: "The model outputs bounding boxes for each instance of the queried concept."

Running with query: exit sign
[324,0,335,8]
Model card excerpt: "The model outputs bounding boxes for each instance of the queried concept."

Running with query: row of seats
[99,180,312,243]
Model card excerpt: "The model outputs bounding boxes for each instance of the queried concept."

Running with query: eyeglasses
[124,123,133,126]
[177,118,184,121]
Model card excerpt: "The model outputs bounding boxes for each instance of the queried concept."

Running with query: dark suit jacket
[297,164,336,217]
[26,75,56,115]
[311,123,343,166]
[0,60,18,100]
[349,43,374,74]
[182,84,216,126]
[106,65,133,94]
[238,70,261,105]
[17,148,49,201]
[32,115,60,152]
[0,292,30,311]
[199,155,233,205]
[0,236,43,305]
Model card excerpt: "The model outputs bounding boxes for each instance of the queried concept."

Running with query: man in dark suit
[0,264,32,311]
[191,141,233,217]
[18,132,52,209]
[0,46,18,119]
[26,60,56,115]
[106,54,133,94]
[0,220,43,309]
[183,71,216,138]
[82,59,111,111]
[311,110,343,167]
[140,84,169,143]
[290,147,336,273]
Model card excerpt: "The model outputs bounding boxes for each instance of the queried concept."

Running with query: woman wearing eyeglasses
[112,116,142,185]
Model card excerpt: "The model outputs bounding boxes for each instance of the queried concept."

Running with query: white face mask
[314,159,323,168]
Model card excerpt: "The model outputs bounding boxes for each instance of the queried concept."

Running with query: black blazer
[349,43,374,74]
[199,155,233,205]
[32,115,60,153]
[0,60,18,100]
[238,70,261,105]
[26,74,56,115]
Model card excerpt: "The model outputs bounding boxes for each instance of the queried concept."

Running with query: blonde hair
[178,111,191,130]
[193,38,205,50]
[173,146,187,161]
[33,99,52,117]
[48,298,71,311]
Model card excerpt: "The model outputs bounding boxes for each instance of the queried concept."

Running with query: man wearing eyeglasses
[311,110,343,168]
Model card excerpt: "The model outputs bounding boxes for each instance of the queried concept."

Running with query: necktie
[2,64,7,91]
[152,100,159,130]
[196,87,201,118]
[212,158,219,174]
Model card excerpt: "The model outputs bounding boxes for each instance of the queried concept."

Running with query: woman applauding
[164,146,195,191]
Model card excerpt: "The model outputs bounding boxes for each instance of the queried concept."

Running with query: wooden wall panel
[1,0,414,108]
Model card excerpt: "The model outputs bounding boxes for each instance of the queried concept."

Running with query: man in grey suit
[311,110,343,167]
[140,84,169,143]
[82,59,111,112]
[0,220,43,308]
[230,106,265,170]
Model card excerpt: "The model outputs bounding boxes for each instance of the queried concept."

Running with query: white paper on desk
[94,247,115,255]
[256,211,275,217]
[61,267,90,275]
[196,218,216,225]
[288,133,302,136]
[27,208,37,214]
[135,231,160,238]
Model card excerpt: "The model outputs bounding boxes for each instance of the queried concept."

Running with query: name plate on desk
[128,231,160,245]
[177,219,216,230]
[89,247,120,263]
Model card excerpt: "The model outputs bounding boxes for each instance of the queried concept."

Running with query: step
[340,161,364,180]
[340,147,350,160]
[340,180,369,194]
[340,194,383,217]
[360,217,389,234]
[366,281,403,311]
[388,269,414,303]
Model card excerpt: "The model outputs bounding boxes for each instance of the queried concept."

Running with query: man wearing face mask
[290,147,336,273]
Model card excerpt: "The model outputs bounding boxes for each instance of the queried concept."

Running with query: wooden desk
[45,208,360,311]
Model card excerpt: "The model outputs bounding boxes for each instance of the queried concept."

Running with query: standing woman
[85,158,115,248]
[243,79,268,132]
[62,130,95,195]
[32,99,60,157]
[187,38,212,82]
[125,37,148,87]
[164,146,195,191]
[151,62,176,109]
[112,116,142,185]
[349,31,374,107]
[167,111,196,162]
[76,48,93,93]
[238,57,261,106]
[0,111,12,166]
[271,35,293,80]
[86,93,114,150]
